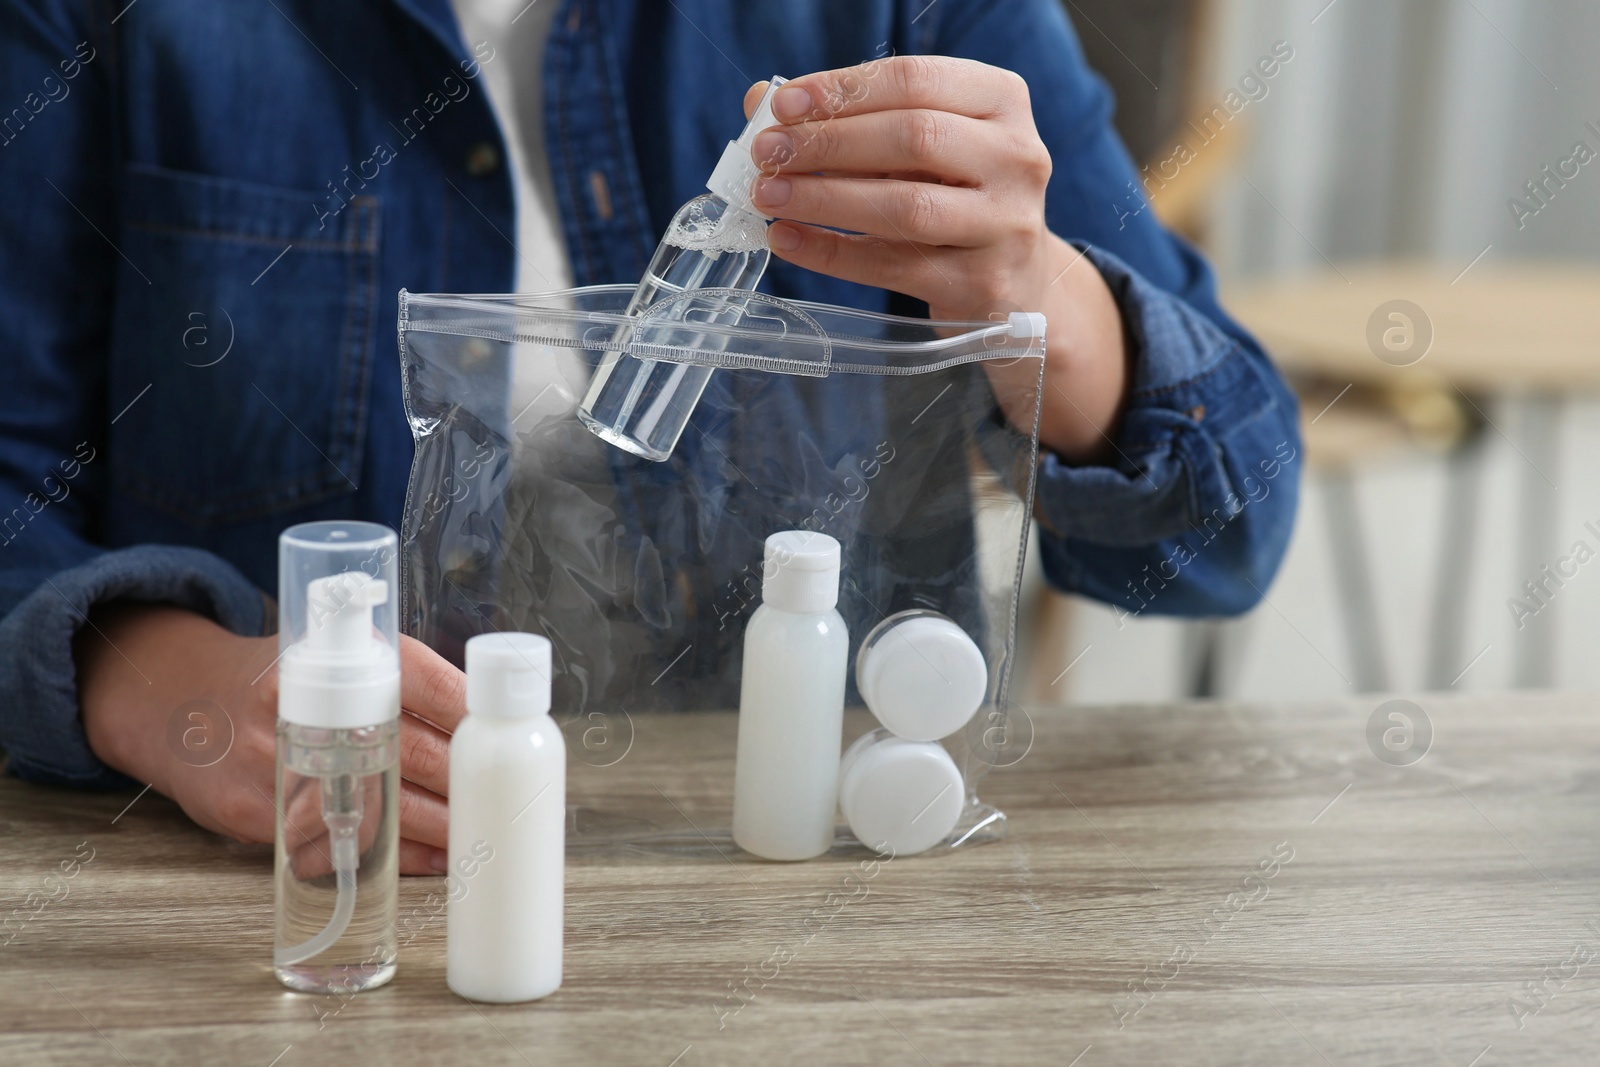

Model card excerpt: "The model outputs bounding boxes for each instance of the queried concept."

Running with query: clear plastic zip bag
[397,285,1044,856]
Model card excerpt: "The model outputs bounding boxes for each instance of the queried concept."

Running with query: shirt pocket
[109,163,380,524]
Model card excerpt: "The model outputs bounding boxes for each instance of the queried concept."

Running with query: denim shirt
[0,0,1300,787]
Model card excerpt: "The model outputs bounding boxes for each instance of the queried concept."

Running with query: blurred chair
[1227,262,1600,689]
[1028,0,1481,701]
[1025,0,1244,701]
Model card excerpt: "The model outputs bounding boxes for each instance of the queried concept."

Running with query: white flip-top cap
[761,530,841,615]
[839,729,964,856]
[466,632,552,718]
[706,76,788,221]
[856,610,988,741]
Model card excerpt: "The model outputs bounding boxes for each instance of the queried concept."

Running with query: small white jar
[855,610,987,742]
[838,728,965,857]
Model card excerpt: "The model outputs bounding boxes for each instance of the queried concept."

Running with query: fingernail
[430,848,449,872]
[768,224,803,252]
[752,176,791,208]
[772,86,812,122]
[751,129,794,169]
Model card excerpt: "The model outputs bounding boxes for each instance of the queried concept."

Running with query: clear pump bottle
[577,76,786,461]
[273,521,401,994]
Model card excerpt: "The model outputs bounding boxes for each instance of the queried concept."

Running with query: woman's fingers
[397,777,449,851]
[742,80,768,120]
[399,708,452,796]
[752,110,993,186]
[264,637,458,880]
[290,835,445,879]
[773,56,1022,125]
[398,633,468,734]
[752,173,987,247]
[399,838,448,877]
[765,224,953,302]
[278,774,325,850]
[287,779,447,879]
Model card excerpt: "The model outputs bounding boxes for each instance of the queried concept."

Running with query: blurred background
[1016,0,1600,703]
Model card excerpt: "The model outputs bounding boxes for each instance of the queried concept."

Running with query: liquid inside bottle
[577,193,771,461]
[273,719,400,995]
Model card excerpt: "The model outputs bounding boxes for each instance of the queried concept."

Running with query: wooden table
[4,696,1599,1066]
[1225,261,1600,394]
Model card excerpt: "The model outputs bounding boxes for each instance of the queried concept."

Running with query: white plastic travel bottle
[732,531,849,860]
[447,632,566,1003]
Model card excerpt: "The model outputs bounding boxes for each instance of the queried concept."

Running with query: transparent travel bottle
[577,76,786,461]
[274,521,401,994]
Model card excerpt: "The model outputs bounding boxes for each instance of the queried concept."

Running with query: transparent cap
[277,521,401,728]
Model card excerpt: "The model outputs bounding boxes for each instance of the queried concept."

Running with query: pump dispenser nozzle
[279,569,400,732]
[305,572,388,655]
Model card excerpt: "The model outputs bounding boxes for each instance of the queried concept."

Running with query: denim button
[465,142,500,177]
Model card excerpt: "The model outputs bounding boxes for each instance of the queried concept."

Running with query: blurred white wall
[1209,0,1600,271]
[1032,0,1600,705]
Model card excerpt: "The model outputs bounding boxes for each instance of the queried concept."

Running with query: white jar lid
[855,610,987,741]
[838,729,965,857]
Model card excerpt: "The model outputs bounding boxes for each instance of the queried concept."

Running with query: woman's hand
[77,603,464,875]
[743,56,1129,463]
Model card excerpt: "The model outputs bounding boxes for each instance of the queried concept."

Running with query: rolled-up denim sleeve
[1032,245,1301,617]
[0,2,270,786]
[937,0,1302,616]
[0,548,269,788]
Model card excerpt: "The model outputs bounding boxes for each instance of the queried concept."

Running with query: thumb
[742,81,767,120]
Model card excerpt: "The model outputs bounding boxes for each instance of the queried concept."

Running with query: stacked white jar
[841,610,988,856]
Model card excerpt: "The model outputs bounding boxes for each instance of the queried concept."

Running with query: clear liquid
[273,720,399,994]
[577,194,770,461]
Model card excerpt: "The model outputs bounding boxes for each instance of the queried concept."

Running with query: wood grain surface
[3,694,1599,1066]
[1224,261,1600,393]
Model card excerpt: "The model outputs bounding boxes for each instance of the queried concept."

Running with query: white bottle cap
[838,729,965,857]
[856,610,988,741]
[278,571,401,729]
[465,633,553,718]
[761,530,841,615]
[706,76,788,221]
[1008,311,1048,338]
